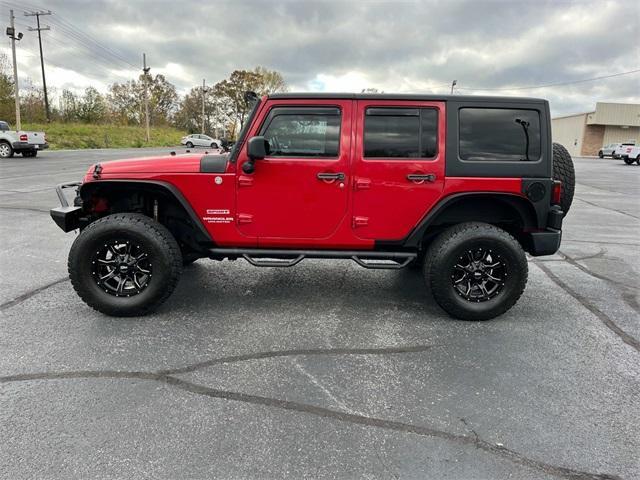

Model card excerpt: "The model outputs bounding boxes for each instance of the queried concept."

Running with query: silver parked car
[180,134,222,149]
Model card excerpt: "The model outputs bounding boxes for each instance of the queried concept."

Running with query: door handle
[407,173,436,184]
[317,172,345,181]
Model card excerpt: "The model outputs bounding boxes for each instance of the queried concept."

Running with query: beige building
[551,102,640,157]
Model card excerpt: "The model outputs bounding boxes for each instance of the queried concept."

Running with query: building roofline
[552,111,595,120]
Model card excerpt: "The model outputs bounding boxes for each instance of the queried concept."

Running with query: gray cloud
[3,0,639,116]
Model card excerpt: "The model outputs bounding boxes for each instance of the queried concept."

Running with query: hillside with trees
[0,55,287,149]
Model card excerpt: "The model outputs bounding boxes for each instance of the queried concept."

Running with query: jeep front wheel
[624,157,635,165]
[68,213,183,316]
[424,222,528,321]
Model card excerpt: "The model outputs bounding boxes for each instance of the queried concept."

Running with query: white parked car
[619,145,640,165]
[0,120,48,158]
[180,134,222,149]
[606,142,635,159]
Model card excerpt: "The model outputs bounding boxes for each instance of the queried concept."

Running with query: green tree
[108,74,178,126]
[0,53,14,122]
[59,89,79,122]
[212,67,287,138]
[78,87,106,123]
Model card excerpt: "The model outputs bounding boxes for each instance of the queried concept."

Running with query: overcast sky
[2,0,639,116]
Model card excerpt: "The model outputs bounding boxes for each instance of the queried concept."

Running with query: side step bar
[207,248,416,270]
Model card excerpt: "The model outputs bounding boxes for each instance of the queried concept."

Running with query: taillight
[19,134,27,141]
[552,180,562,205]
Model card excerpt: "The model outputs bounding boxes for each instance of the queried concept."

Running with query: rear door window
[459,108,541,161]
[363,108,438,158]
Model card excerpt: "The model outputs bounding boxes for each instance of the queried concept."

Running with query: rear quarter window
[459,108,541,161]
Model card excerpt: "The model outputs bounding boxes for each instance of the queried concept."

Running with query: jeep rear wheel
[424,222,528,321]
[68,213,183,316]
[552,143,575,216]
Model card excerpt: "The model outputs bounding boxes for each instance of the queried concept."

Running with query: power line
[48,14,137,68]
[457,69,640,91]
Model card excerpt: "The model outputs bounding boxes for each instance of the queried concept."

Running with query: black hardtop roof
[268,92,546,104]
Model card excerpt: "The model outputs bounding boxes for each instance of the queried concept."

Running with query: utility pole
[450,80,457,94]
[25,10,51,122]
[142,53,150,143]
[201,79,209,134]
[6,10,23,130]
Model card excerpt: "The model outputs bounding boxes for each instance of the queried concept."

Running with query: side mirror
[243,136,269,174]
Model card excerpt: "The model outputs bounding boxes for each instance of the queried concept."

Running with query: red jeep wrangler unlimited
[51,93,574,320]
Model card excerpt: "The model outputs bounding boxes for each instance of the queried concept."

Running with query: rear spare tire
[552,142,575,216]
[424,222,528,321]
[68,213,183,316]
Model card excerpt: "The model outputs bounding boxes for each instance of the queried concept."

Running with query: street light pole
[8,10,22,130]
[201,79,208,134]
[142,53,150,143]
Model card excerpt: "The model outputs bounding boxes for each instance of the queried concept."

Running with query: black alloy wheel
[91,239,153,297]
[451,247,506,302]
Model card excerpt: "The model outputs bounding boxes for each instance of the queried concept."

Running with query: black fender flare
[79,179,213,245]
[399,192,539,248]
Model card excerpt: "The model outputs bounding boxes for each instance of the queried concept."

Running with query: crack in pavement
[0,205,49,213]
[532,261,639,353]
[0,365,621,480]
[0,276,70,311]
[557,250,639,316]
[574,197,640,220]
[563,239,640,247]
[159,344,442,375]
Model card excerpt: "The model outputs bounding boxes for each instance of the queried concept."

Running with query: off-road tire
[22,150,37,157]
[636,155,640,165]
[624,157,635,165]
[68,213,183,316]
[0,141,14,158]
[424,222,528,321]
[182,252,201,266]
[552,142,575,216]
[598,150,604,158]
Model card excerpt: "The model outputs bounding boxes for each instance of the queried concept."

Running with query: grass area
[22,122,187,150]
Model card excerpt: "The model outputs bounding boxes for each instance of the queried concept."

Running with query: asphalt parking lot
[0,149,638,479]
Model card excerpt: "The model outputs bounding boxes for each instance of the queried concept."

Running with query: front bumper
[50,182,82,232]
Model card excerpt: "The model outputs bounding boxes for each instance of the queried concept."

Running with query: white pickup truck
[619,144,640,165]
[0,120,48,158]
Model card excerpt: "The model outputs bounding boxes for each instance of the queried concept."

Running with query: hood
[85,152,228,178]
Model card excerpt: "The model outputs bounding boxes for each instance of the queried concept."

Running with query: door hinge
[354,177,371,190]
[352,216,369,228]
[237,213,253,224]
[238,175,254,187]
